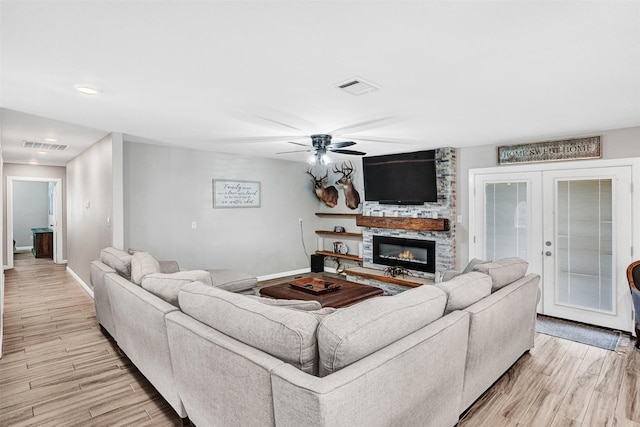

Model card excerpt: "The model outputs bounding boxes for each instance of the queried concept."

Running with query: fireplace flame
[397,250,415,260]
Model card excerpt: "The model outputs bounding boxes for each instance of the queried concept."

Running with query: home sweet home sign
[497,136,601,165]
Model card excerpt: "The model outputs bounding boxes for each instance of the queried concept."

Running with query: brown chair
[627,260,640,349]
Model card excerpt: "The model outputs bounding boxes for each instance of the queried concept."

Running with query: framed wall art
[213,179,261,208]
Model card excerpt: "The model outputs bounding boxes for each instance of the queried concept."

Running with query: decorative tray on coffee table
[289,277,341,294]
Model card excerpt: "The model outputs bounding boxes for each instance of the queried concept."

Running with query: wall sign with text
[497,136,601,165]
[213,179,261,208]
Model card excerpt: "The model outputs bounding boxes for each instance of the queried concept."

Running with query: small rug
[536,315,621,351]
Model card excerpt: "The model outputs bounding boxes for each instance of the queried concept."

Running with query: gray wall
[66,134,115,287]
[2,164,67,265]
[124,142,320,276]
[455,126,640,268]
[12,181,49,247]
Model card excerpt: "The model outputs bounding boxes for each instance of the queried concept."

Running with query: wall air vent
[334,77,381,96]
[22,141,69,151]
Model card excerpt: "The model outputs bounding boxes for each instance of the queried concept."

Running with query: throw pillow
[435,271,492,313]
[130,251,161,285]
[463,258,490,274]
[100,247,132,280]
[473,257,529,292]
[141,270,213,306]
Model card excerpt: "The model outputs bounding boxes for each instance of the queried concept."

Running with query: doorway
[470,160,636,332]
[6,177,63,268]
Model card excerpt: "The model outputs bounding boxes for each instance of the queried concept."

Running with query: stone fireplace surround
[345,147,456,294]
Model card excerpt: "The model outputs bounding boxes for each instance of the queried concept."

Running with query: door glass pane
[556,179,613,312]
[485,182,527,260]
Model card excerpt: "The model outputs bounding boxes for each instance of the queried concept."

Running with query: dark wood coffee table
[259,275,383,308]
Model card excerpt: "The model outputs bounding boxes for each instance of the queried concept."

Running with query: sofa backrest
[179,282,321,374]
[317,284,447,377]
[141,270,213,306]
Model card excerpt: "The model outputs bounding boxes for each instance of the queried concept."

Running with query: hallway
[0,254,182,426]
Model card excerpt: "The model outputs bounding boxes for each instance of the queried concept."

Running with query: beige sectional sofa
[92,249,540,427]
[90,247,258,422]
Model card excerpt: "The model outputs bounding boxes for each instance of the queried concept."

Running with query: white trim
[256,268,310,282]
[66,266,94,299]
[15,246,33,251]
[6,176,64,269]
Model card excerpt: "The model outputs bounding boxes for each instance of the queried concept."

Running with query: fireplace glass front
[373,235,436,273]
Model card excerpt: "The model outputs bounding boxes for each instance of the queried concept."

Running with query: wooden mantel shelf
[355,215,450,231]
[345,267,434,288]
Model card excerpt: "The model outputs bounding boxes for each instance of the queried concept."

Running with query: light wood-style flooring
[1,256,638,426]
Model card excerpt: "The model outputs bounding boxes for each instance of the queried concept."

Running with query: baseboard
[257,268,310,282]
[66,266,94,299]
[15,246,32,251]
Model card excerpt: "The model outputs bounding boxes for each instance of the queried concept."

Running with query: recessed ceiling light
[38,150,47,155]
[45,138,57,142]
[29,159,38,165]
[73,84,103,95]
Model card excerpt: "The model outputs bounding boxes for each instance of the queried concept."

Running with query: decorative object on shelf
[497,136,601,165]
[333,160,361,210]
[333,226,346,233]
[383,265,414,278]
[213,179,261,208]
[307,168,338,207]
[333,241,348,255]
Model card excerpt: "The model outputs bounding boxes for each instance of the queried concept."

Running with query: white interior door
[473,172,543,310]
[542,167,632,330]
[473,165,633,331]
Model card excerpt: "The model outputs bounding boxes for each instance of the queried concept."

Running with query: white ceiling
[1,1,639,167]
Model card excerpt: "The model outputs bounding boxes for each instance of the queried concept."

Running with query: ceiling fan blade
[287,141,311,147]
[329,116,400,135]
[329,141,356,149]
[276,148,314,154]
[202,135,305,143]
[345,136,416,145]
[330,149,367,156]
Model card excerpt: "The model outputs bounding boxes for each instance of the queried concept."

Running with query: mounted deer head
[334,160,361,210]
[307,168,339,208]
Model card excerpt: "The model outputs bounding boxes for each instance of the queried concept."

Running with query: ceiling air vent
[22,141,69,151]
[334,78,380,96]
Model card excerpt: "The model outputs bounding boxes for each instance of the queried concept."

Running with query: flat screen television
[362,150,438,205]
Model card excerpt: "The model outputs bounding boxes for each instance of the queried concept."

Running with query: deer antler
[334,160,354,178]
[307,168,328,183]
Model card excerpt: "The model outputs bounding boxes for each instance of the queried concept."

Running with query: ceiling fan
[276,134,366,165]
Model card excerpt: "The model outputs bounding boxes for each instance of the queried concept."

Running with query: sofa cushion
[100,247,132,280]
[246,295,322,311]
[317,284,447,377]
[435,272,492,314]
[208,268,257,292]
[158,260,180,274]
[131,252,161,285]
[141,270,213,306]
[179,282,320,374]
[474,257,529,292]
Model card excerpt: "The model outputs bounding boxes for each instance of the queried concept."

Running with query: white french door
[472,165,633,331]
